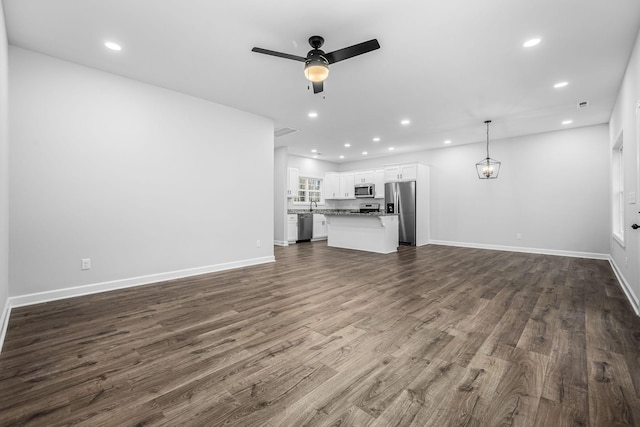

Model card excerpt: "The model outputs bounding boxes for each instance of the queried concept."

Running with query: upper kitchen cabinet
[287,167,299,198]
[384,163,418,182]
[324,172,340,199]
[374,170,385,198]
[340,173,355,199]
[324,172,355,199]
[354,170,375,184]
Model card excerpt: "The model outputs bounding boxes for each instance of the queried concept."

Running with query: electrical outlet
[516,233,522,240]
[81,258,91,270]
[256,240,261,248]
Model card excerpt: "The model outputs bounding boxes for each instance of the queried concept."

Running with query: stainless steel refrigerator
[385,181,416,246]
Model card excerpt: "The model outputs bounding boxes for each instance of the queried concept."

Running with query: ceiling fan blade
[324,39,380,64]
[312,81,324,94]
[251,47,307,62]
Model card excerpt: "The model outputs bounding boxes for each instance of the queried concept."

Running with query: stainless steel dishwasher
[297,213,313,242]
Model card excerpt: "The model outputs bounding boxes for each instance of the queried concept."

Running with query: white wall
[340,124,610,257]
[9,47,274,298]
[609,27,640,311]
[287,155,337,181]
[0,2,10,344]
[274,147,288,245]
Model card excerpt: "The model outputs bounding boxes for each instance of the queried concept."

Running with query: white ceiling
[3,0,640,162]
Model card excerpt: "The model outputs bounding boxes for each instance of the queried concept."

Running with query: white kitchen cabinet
[287,214,298,243]
[354,170,375,184]
[312,214,328,240]
[287,167,299,198]
[324,172,340,199]
[340,173,355,199]
[384,164,418,182]
[374,169,385,198]
[324,172,355,199]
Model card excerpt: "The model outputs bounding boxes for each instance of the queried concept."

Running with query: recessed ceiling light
[311,149,317,153]
[373,137,381,142]
[554,81,569,89]
[444,140,452,144]
[104,41,122,51]
[308,112,318,118]
[339,155,345,159]
[388,147,394,151]
[523,38,541,48]
[562,120,573,125]
[401,119,411,125]
[362,151,368,155]
[344,143,351,147]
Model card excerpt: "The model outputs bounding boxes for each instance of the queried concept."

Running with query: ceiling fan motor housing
[308,35,325,49]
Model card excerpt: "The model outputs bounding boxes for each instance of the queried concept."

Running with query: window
[612,134,624,245]
[294,177,323,204]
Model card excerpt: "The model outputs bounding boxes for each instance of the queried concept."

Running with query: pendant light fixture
[475,120,501,179]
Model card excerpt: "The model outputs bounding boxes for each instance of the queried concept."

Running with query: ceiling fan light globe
[304,63,329,82]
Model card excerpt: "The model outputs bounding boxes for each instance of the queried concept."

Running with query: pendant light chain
[485,120,491,159]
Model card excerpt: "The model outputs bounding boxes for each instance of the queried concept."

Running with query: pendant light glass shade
[475,120,501,179]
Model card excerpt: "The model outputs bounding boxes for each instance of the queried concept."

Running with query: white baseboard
[8,256,275,310]
[274,240,289,247]
[428,240,609,260]
[608,257,640,316]
[0,299,10,354]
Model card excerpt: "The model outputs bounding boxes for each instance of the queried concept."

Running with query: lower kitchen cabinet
[287,214,298,243]
[312,214,328,240]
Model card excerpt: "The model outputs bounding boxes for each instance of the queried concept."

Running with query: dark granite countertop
[288,209,397,216]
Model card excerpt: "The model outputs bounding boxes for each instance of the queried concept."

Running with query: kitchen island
[324,212,399,254]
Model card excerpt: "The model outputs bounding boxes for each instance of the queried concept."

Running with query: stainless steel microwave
[354,184,375,198]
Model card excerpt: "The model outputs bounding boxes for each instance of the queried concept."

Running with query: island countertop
[288,209,397,217]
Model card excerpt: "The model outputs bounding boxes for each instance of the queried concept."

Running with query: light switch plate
[629,192,636,204]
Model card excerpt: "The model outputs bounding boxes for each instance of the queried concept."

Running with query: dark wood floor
[1,242,640,426]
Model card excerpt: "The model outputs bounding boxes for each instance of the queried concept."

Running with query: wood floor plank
[370,358,468,427]
[541,328,589,416]
[533,396,588,427]
[587,347,640,426]
[1,242,639,426]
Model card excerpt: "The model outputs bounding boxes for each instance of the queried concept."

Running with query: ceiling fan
[251,36,380,94]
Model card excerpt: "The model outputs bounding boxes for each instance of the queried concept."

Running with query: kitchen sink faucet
[310,201,317,211]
